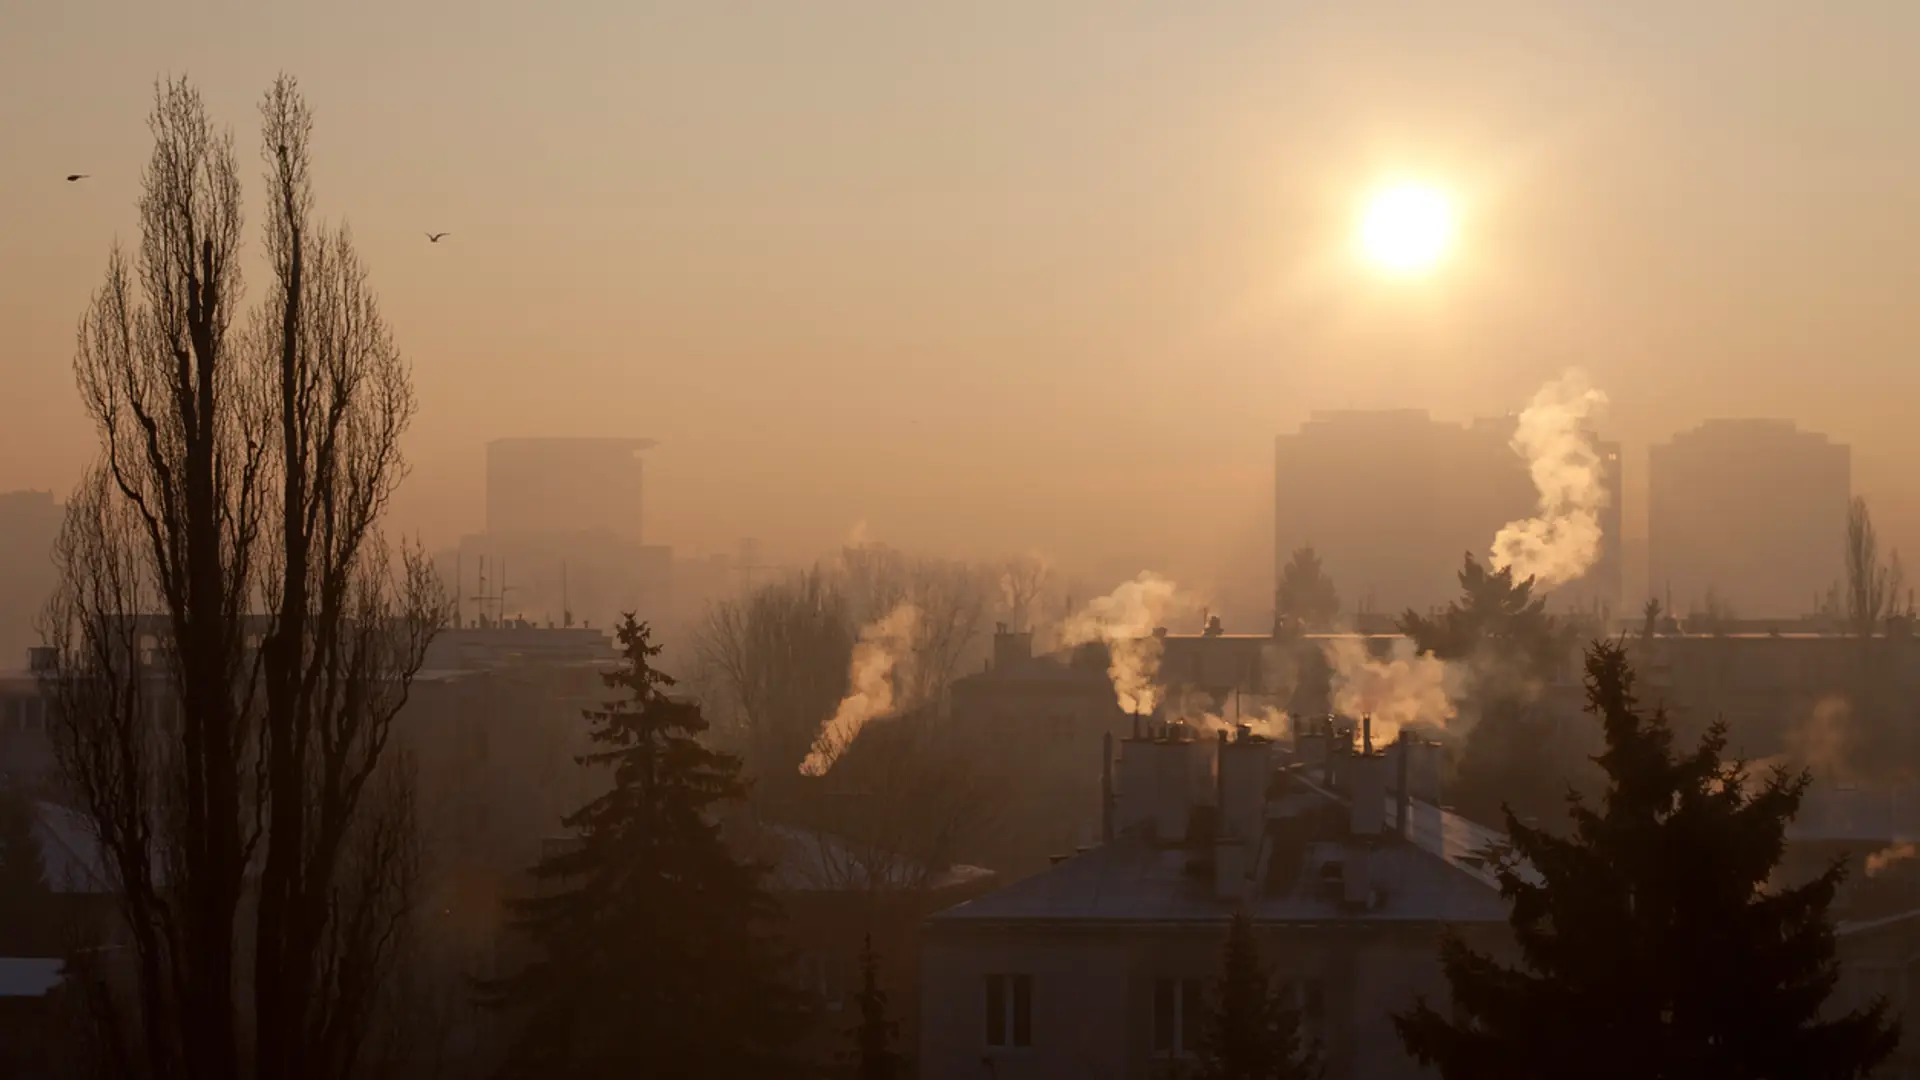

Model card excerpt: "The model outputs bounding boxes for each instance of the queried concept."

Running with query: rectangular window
[1153,977,1205,1056]
[985,973,1033,1048]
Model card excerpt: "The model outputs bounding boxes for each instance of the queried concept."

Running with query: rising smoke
[799,601,921,776]
[1867,842,1917,878]
[1321,637,1461,746]
[1490,368,1611,589]
[1059,572,1188,715]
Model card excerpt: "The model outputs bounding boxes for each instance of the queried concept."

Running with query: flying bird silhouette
[426,232,450,243]
[66,174,89,182]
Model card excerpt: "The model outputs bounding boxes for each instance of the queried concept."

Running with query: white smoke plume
[1868,843,1916,878]
[1490,368,1611,589]
[800,602,921,776]
[1059,572,1188,715]
[1322,637,1461,746]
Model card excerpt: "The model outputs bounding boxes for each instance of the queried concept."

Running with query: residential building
[1647,419,1850,619]
[1274,411,1621,622]
[919,722,1507,1080]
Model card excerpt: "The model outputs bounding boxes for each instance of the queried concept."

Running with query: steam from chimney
[1490,368,1611,589]
[1787,695,1854,783]
[1060,572,1187,715]
[1322,637,1459,746]
[1867,842,1916,878]
[800,601,921,776]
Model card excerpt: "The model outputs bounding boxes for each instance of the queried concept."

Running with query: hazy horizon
[11,2,1920,608]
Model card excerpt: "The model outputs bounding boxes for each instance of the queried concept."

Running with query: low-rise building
[919,722,1508,1080]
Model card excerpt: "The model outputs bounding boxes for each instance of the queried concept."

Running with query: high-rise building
[1273,410,1621,620]
[0,490,63,668]
[485,437,655,542]
[1648,419,1849,619]
[459,438,667,635]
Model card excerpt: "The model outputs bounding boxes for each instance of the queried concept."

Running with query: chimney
[1413,740,1442,804]
[1349,752,1385,839]
[1116,736,1158,837]
[1215,730,1229,818]
[1395,734,1412,839]
[1214,836,1250,901]
[1113,732,1206,842]
[1101,732,1115,843]
[1218,731,1275,844]
[992,623,1034,672]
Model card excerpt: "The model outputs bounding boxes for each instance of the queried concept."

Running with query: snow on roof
[0,957,64,998]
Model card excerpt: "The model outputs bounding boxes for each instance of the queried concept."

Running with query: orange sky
[8,2,1920,609]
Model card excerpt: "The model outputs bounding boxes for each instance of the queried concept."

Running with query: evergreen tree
[1395,642,1901,1080]
[482,616,809,1079]
[0,788,53,956]
[843,933,905,1080]
[1274,547,1341,634]
[1401,554,1592,829]
[1196,911,1319,1080]
[1398,553,1573,683]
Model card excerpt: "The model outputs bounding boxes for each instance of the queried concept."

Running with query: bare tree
[40,76,440,1080]
[694,568,855,776]
[771,715,1007,894]
[834,543,991,706]
[1847,496,1903,637]
[996,553,1053,634]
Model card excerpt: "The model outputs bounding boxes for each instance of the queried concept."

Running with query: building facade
[1647,418,1850,620]
[919,725,1509,1080]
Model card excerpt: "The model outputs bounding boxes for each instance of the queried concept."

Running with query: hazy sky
[8,1,1920,609]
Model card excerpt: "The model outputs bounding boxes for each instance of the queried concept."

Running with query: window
[985,973,1032,1048]
[1153,977,1205,1057]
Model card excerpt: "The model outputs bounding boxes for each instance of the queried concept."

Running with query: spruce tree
[1196,911,1319,1080]
[1402,552,1592,829]
[844,933,905,1080]
[0,788,53,956]
[1395,641,1901,1080]
[1274,547,1341,634]
[482,616,809,1079]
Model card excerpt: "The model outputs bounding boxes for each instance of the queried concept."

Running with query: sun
[1355,182,1458,276]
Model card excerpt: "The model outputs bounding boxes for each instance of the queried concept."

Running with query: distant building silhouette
[1648,419,1849,619]
[1272,410,1621,620]
[0,491,61,672]
[485,437,655,542]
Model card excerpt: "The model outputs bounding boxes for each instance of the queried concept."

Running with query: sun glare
[1356,182,1457,276]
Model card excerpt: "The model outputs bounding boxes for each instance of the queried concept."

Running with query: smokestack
[1216,730,1229,817]
[1395,734,1411,839]
[1215,836,1249,901]
[1101,732,1115,843]
[1350,752,1385,839]
[1362,714,1374,754]
[1219,731,1275,844]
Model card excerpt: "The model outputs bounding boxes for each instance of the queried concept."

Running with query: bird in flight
[66,174,89,182]
[426,232,450,243]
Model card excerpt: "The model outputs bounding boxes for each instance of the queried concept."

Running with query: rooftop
[930,779,1510,930]
[0,957,63,998]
